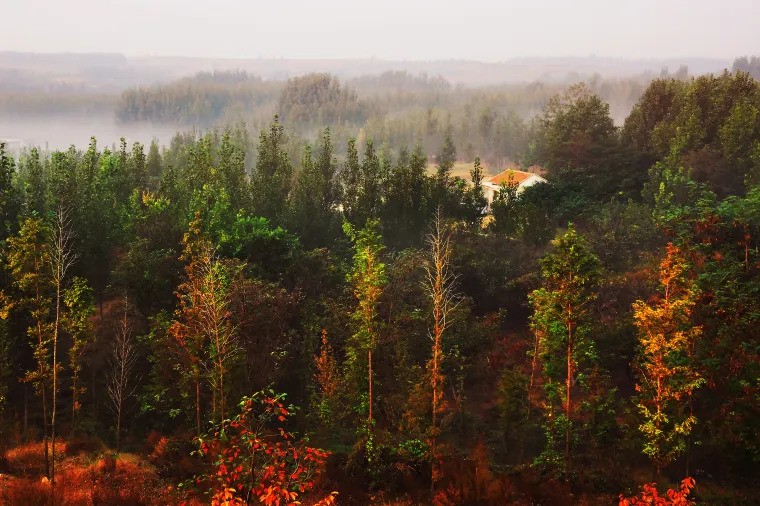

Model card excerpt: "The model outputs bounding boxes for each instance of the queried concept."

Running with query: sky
[1,0,757,61]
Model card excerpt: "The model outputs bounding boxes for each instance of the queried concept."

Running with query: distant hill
[0,51,731,93]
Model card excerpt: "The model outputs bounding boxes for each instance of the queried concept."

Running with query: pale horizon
[1,0,757,62]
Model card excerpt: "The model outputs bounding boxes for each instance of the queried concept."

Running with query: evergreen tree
[252,116,292,223]
[288,141,339,248]
[131,141,148,192]
[146,139,163,188]
[0,142,20,241]
[355,140,382,226]
[464,157,487,228]
[20,147,46,217]
[341,137,361,223]
[218,129,248,212]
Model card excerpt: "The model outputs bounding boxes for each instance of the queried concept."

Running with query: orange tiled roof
[488,169,537,185]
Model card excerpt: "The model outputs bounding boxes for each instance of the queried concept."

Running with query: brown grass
[5,441,67,476]
[1,441,188,506]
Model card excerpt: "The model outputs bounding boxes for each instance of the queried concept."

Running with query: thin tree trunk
[219,357,224,424]
[116,403,122,452]
[42,385,49,478]
[368,349,373,425]
[51,276,61,501]
[71,374,77,434]
[195,375,201,436]
[565,322,572,478]
[23,385,28,442]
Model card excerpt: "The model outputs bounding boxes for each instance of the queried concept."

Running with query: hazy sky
[2,0,757,61]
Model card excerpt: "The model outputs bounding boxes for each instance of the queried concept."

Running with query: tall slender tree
[252,116,292,223]
[529,225,601,475]
[344,219,386,431]
[0,142,20,240]
[6,217,53,477]
[48,207,78,495]
[424,209,460,493]
[64,277,96,430]
[108,297,140,452]
[341,137,361,223]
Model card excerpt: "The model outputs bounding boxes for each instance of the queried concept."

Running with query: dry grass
[5,440,67,476]
[0,441,188,506]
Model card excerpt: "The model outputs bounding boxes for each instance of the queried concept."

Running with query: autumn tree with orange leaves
[170,213,240,435]
[313,329,340,424]
[633,243,704,478]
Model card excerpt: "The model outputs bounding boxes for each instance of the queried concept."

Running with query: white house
[481,167,547,208]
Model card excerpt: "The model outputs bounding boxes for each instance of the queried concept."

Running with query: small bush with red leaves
[188,391,335,506]
[620,477,697,506]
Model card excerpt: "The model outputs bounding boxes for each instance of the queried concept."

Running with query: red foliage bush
[188,391,335,506]
[620,477,697,506]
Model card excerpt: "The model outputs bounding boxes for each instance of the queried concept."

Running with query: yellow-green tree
[64,277,96,430]
[344,219,386,429]
[633,243,704,478]
[6,217,53,477]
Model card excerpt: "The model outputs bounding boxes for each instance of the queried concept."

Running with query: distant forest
[2,54,746,167]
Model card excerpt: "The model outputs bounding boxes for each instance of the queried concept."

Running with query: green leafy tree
[0,142,20,241]
[19,147,46,217]
[344,219,386,432]
[6,217,53,477]
[341,137,361,223]
[130,141,148,192]
[355,140,382,227]
[529,225,601,475]
[146,138,163,187]
[288,138,340,248]
[489,176,520,236]
[218,128,248,212]
[64,276,96,430]
[464,157,487,228]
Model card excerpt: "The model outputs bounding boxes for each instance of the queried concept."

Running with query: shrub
[619,477,697,506]
[188,391,336,506]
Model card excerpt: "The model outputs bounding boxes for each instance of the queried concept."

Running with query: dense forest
[0,67,760,505]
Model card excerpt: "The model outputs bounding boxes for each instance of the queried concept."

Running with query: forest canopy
[1,66,760,505]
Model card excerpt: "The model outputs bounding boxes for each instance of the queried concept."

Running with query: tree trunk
[195,375,201,436]
[116,402,122,452]
[368,349,373,425]
[565,322,572,478]
[42,385,49,478]
[71,373,77,434]
[51,279,61,502]
[23,385,28,443]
